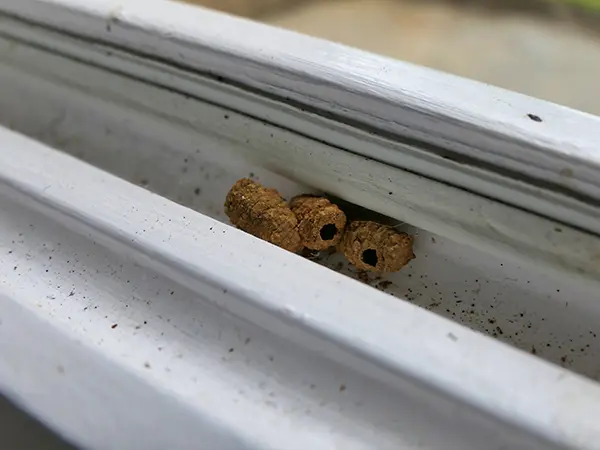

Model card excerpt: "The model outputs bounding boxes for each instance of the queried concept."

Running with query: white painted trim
[1,22,599,291]
[0,124,599,449]
[0,2,600,448]
[0,294,253,450]
[2,0,600,238]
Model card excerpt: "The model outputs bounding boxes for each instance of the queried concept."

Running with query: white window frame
[1,1,600,449]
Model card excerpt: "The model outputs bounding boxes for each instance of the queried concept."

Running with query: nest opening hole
[362,249,378,267]
[320,224,338,241]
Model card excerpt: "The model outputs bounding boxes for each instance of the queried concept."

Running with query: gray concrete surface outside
[265,0,600,116]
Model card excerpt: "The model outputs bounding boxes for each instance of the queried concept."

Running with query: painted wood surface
[1,11,599,290]
[3,0,600,237]
[3,16,600,386]
[1,1,600,449]
[1,123,599,450]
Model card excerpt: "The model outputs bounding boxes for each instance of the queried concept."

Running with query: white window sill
[0,1,599,449]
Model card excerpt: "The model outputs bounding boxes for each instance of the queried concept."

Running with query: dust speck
[378,280,393,289]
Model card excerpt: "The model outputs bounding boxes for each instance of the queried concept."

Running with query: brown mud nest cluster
[225,178,415,273]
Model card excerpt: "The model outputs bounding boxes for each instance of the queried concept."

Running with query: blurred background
[179,0,600,116]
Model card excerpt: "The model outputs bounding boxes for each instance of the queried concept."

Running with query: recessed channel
[4,68,600,383]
